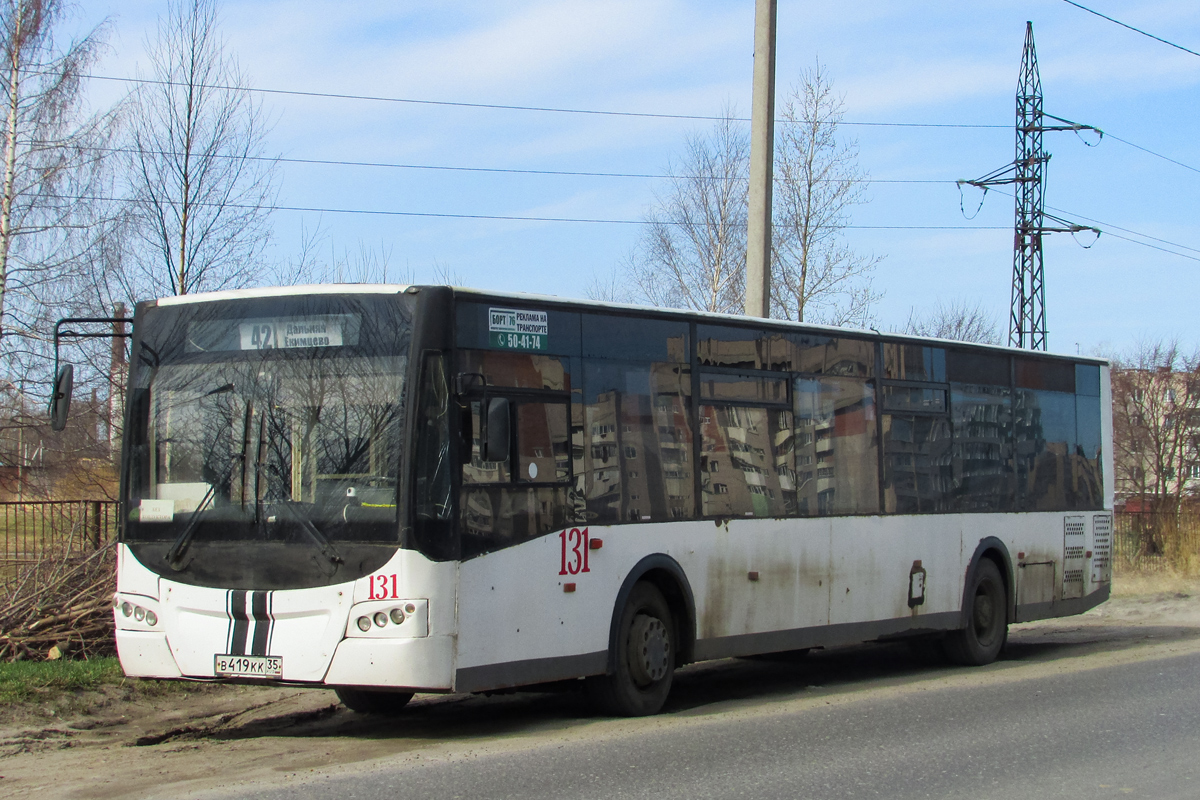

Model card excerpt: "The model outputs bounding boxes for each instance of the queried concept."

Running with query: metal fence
[0,500,117,568]
[1114,510,1200,573]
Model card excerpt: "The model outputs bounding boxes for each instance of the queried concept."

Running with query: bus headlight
[345,599,429,638]
[114,594,161,631]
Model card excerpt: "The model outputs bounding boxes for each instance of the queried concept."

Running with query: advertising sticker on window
[488,307,548,351]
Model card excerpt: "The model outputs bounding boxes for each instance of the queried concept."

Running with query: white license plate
[214,654,283,679]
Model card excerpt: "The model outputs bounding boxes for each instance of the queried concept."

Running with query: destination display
[239,316,345,350]
[185,314,361,352]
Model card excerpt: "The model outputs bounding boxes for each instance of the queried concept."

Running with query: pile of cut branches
[0,542,116,661]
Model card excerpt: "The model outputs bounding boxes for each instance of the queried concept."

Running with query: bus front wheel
[588,582,675,716]
[335,687,414,715]
[944,558,1007,666]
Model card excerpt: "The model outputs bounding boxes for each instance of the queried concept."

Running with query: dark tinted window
[948,384,1014,512]
[700,406,795,517]
[1075,364,1102,397]
[582,314,688,362]
[882,385,947,413]
[697,325,770,369]
[883,344,945,382]
[1015,358,1075,393]
[700,372,788,404]
[457,350,570,391]
[794,377,879,515]
[948,350,1009,386]
[581,359,694,523]
[773,335,875,377]
[1015,389,1100,511]
[883,415,951,513]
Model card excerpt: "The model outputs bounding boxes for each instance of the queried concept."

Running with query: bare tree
[628,109,747,314]
[122,0,276,299]
[1111,339,1200,521]
[585,264,635,304]
[771,63,880,326]
[0,0,116,354]
[904,300,1002,344]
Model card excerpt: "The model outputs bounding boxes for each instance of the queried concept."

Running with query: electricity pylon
[961,22,1100,351]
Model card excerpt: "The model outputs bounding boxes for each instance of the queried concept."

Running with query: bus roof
[150,283,1109,367]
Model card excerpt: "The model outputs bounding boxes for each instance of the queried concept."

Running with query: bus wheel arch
[606,554,697,671]
[961,538,1015,626]
[946,538,1013,666]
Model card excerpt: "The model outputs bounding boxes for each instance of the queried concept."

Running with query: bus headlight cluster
[116,599,158,626]
[355,603,416,633]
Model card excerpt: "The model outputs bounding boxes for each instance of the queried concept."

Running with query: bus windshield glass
[123,293,412,558]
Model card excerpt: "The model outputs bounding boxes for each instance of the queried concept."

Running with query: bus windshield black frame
[120,292,415,590]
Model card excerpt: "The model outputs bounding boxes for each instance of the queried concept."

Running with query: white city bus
[107,285,1112,716]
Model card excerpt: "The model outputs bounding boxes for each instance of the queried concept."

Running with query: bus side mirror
[49,363,74,432]
[482,397,510,463]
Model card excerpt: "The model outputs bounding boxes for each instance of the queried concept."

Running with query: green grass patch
[0,657,123,705]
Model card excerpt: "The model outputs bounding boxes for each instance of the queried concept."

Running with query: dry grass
[1112,570,1200,598]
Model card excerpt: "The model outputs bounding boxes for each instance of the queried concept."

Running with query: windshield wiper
[164,484,218,571]
[276,501,344,577]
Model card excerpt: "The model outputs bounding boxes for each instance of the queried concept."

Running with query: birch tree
[123,0,276,298]
[0,0,115,353]
[772,63,880,326]
[625,110,747,314]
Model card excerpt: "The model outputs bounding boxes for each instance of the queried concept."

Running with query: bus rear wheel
[334,687,414,715]
[587,582,675,717]
[944,558,1007,666]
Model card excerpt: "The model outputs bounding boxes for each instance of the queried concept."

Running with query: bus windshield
[122,294,412,581]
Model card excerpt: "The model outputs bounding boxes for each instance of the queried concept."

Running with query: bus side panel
[693,517,832,640]
[827,514,961,627]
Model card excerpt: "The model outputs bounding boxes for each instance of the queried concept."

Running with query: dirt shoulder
[2,582,1198,800]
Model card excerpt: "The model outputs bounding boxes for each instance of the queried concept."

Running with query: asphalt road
[207,633,1200,800]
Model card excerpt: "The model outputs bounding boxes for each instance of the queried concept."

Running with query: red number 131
[559,528,590,576]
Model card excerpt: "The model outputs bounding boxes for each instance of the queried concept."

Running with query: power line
[79,72,1004,129]
[68,144,956,183]
[1061,0,1200,58]
[983,185,1200,260]
[77,74,1200,176]
[36,190,1200,262]
[1105,133,1200,176]
[50,191,1006,228]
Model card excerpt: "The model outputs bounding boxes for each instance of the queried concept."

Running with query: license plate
[214,654,283,679]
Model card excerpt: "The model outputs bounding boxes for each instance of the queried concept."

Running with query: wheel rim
[972,579,1000,646]
[628,613,671,687]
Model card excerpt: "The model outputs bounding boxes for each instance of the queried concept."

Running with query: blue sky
[73,0,1200,357]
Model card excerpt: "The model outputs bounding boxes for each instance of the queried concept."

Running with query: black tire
[334,687,414,715]
[587,582,675,716]
[943,558,1007,666]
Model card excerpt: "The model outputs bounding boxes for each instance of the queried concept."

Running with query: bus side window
[463,401,511,484]
[516,402,570,483]
[795,377,879,516]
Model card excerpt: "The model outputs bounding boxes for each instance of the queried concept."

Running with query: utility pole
[744,0,777,319]
[961,22,1099,351]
